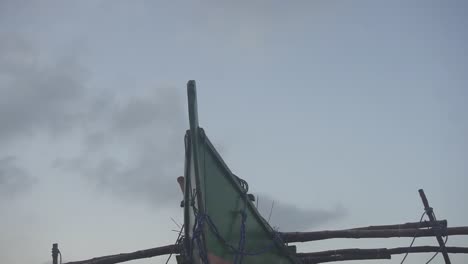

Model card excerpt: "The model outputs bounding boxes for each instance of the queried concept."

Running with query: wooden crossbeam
[350,219,446,230]
[298,246,468,257]
[63,244,181,264]
[298,246,468,263]
[281,226,468,243]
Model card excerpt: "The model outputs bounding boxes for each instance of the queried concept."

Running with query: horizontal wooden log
[298,246,468,258]
[63,244,181,264]
[300,253,390,263]
[282,226,468,243]
[351,220,447,231]
[298,247,468,263]
[389,246,468,255]
[298,248,390,257]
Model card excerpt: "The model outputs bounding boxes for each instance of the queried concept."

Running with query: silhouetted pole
[350,220,447,230]
[63,244,181,264]
[298,246,468,258]
[298,246,468,263]
[52,243,59,264]
[419,189,451,264]
[300,253,390,263]
[281,226,468,242]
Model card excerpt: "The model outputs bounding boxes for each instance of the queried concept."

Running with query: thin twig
[268,200,275,223]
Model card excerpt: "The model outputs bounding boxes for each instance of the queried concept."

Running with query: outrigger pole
[281,226,468,243]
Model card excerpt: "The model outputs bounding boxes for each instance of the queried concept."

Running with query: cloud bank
[256,194,345,231]
[0,156,35,199]
[1,33,344,230]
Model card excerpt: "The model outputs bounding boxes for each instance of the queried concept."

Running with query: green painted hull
[182,81,300,264]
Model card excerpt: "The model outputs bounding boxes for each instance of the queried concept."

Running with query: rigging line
[400,211,427,264]
[425,235,449,264]
[425,210,448,264]
[191,208,278,257]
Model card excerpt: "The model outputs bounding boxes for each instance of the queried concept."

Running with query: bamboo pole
[298,247,468,263]
[281,226,468,243]
[350,219,446,230]
[63,244,181,264]
[300,253,390,263]
[388,246,468,255]
[297,246,468,257]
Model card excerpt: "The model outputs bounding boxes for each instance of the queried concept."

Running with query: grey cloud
[256,194,346,232]
[57,147,184,208]
[54,87,185,208]
[111,88,182,134]
[0,33,185,207]
[1,32,340,220]
[0,33,88,143]
[0,156,35,199]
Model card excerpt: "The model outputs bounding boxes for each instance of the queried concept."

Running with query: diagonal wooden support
[419,189,451,264]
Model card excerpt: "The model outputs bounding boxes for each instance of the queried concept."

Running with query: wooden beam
[300,253,390,263]
[63,244,181,264]
[389,246,468,255]
[298,246,468,263]
[350,219,447,231]
[281,226,468,243]
[297,246,468,257]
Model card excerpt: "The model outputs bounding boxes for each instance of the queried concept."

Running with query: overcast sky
[1,1,467,264]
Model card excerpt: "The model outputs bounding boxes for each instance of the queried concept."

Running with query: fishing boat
[177,80,300,264]
[57,80,468,264]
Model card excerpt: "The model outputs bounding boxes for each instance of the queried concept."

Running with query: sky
[0,1,467,263]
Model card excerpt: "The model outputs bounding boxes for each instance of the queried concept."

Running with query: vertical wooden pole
[52,243,59,264]
[418,189,451,264]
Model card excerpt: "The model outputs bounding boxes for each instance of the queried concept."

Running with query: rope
[400,211,426,264]
[192,211,279,255]
[190,212,209,264]
[425,235,449,264]
[190,197,280,264]
[424,210,448,264]
[189,135,274,263]
[400,211,450,264]
[233,189,249,264]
